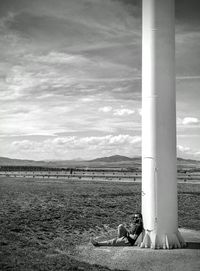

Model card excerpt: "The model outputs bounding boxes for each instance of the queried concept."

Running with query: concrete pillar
[141,0,186,249]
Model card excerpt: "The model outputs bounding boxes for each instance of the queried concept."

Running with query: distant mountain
[0,155,141,169]
[0,157,84,168]
[0,157,39,166]
[0,155,199,169]
[177,157,200,169]
[88,155,134,163]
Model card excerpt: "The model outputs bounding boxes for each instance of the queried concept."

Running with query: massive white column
[141,0,185,249]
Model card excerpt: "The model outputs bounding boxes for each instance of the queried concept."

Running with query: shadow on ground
[73,229,200,271]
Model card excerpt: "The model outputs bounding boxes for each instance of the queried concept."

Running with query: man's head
[132,212,142,223]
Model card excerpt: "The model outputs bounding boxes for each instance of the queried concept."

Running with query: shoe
[90,238,100,247]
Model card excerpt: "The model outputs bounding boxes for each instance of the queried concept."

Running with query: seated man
[91,212,143,247]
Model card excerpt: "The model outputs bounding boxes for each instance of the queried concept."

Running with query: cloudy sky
[0,0,200,160]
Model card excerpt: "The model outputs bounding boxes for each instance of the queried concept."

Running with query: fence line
[0,170,200,183]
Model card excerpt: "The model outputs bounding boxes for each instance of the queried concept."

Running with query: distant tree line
[0,166,67,171]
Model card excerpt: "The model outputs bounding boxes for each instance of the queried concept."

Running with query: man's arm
[127,223,143,245]
[126,233,138,245]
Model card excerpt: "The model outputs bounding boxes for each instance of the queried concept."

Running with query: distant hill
[176,157,200,170]
[0,157,82,168]
[0,157,41,166]
[0,155,141,169]
[0,155,200,170]
[88,155,134,163]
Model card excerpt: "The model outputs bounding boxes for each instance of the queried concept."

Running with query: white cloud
[80,97,95,102]
[194,151,200,157]
[99,106,113,113]
[50,134,141,147]
[27,52,86,64]
[182,117,199,125]
[177,145,191,153]
[177,145,200,160]
[12,140,35,150]
[176,31,200,45]
[113,108,135,116]
[137,108,142,116]
[176,75,200,80]
[10,134,141,160]
[99,106,135,116]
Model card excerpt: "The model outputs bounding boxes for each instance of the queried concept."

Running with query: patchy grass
[0,177,200,270]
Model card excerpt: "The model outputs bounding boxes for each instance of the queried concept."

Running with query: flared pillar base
[140,230,186,249]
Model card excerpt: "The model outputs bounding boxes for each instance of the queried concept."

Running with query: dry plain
[0,177,199,271]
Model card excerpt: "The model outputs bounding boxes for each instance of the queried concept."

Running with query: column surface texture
[141,0,185,249]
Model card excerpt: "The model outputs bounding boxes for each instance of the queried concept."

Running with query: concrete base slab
[74,229,200,271]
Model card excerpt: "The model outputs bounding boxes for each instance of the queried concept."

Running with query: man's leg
[91,236,130,247]
[118,224,128,238]
[91,224,129,247]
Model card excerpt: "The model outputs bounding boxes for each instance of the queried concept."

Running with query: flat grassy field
[0,177,200,271]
